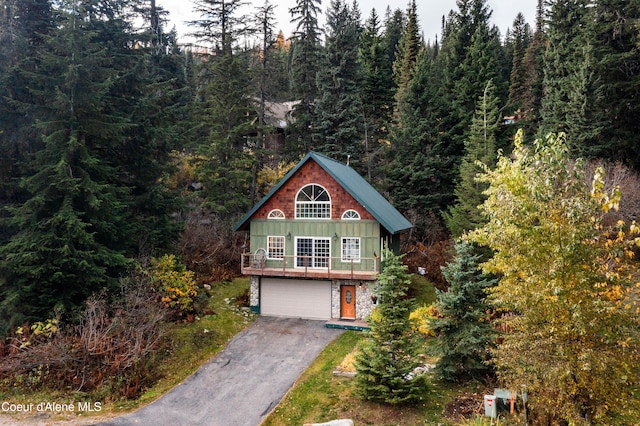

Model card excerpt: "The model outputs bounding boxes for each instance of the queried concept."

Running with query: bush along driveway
[100,317,344,426]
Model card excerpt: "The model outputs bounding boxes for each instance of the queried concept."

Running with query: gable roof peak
[233,151,412,234]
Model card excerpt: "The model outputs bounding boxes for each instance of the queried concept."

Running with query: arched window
[295,184,331,219]
[268,209,285,219]
[341,209,360,220]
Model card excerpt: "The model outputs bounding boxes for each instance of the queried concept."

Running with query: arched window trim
[268,209,286,219]
[341,209,361,220]
[295,183,331,219]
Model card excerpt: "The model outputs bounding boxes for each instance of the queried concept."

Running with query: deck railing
[240,253,379,280]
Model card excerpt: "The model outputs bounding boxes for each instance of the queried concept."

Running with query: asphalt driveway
[99,316,344,426]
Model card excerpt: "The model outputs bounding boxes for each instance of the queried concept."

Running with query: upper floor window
[296,184,331,219]
[341,209,360,220]
[341,237,361,262]
[268,209,285,219]
[267,236,285,259]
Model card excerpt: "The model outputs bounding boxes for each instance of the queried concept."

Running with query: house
[233,152,412,321]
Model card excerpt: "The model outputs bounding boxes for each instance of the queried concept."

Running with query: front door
[340,285,356,319]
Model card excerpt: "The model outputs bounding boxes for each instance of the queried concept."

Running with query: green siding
[249,219,381,272]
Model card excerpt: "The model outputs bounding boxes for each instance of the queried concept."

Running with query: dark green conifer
[445,80,500,237]
[355,250,427,404]
[431,241,497,382]
[312,0,364,168]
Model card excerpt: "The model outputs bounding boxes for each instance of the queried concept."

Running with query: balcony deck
[240,253,378,281]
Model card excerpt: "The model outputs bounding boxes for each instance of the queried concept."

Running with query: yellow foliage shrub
[409,305,441,337]
[150,254,198,315]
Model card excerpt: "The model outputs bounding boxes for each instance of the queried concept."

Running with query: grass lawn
[263,330,494,426]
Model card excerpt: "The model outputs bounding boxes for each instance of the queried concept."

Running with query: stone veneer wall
[250,276,260,308]
[331,280,378,320]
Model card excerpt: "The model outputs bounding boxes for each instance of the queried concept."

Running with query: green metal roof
[233,152,412,234]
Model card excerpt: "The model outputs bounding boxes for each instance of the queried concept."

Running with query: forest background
[0,0,638,353]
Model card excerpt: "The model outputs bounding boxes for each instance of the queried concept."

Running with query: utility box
[494,388,513,413]
[484,395,497,418]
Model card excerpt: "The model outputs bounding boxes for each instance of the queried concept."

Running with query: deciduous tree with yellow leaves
[468,130,640,424]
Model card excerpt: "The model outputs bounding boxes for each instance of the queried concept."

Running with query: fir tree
[519,0,546,133]
[0,0,133,329]
[189,0,255,218]
[445,80,500,237]
[506,12,533,115]
[539,0,591,135]
[190,0,250,53]
[287,0,322,155]
[312,0,364,168]
[393,0,422,110]
[382,6,404,79]
[355,250,427,404]
[430,241,497,382]
[589,0,640,168]
[0,0,53,207]
[359,8,394,181]
[387,44,458,237]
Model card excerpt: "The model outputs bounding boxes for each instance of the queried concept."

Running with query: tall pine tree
[0,0,134,329]
[445,79,500,237]
[312,0,364,168]
[190,0,255,218]
[288,0,322,155]
[359,8,394,182]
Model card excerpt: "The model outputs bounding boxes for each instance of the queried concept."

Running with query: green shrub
[150,254,198,315]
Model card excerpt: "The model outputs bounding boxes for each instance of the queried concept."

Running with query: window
[296,237,330,268]
[296,184,331,219]
[341,237,361,262]
[267,236,285,259]
[268,209,285,219]
[341,209,360,220]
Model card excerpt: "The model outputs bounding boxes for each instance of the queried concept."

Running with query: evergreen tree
[188,0,255,218]
[393,0,422,110]
[288,0,322,155]
[0,0,133,329]
[0,0,53,208]
[355,250,427,404]
[539,0,592,137]
[445,80,500,237]
[506,12,533,115]
[359,8,394,181]
[190,0,249,53]
[589,0,640,168]
[386,45,455,237]
[382,6,404,80]
[431,240,497,382]
[519,0,546,133]
[447,0,503,147]
[312,0,364,168]
[387,0,506,239]
[110,15,189,252]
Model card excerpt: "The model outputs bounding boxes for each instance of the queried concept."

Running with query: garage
[260,278,332,320]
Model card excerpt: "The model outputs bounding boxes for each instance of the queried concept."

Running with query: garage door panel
[261,278,331,320]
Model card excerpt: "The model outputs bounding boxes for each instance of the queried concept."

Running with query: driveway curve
[100,316,344,426]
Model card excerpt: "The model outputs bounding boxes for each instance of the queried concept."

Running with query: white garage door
[261,278,331,320]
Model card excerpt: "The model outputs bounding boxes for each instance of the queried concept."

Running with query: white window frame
[295,237,331,268]
[341,209,360,220]
[267,236,285,260]
[267,209,286,219]
[341,237,361,263]
[295,184,331,219]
